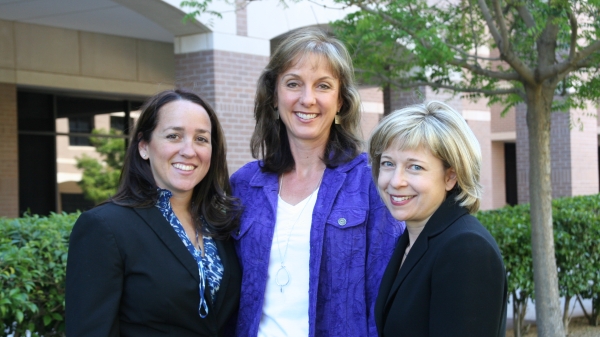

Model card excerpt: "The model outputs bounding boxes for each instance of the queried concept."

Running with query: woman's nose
[300,87,316,107]
[389,169,407,188]
[179,138,196,157]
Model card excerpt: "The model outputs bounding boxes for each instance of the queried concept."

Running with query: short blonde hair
[368,101,482,213]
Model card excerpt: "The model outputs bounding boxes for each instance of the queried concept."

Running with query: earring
[141,153,147,159]
[274,107,279,120]
[334,113,341,124]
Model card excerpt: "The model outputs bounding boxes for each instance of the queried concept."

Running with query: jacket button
[338,218,347,226]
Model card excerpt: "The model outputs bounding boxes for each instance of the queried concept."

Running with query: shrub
[0,212,78,337]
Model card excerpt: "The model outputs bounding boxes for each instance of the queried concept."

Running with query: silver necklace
[275,172,324,292]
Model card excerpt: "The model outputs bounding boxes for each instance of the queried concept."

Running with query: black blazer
[375,194,507,337]
[66,202,241,337]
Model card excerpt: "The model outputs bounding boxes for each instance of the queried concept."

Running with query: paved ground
[505,317,600,337]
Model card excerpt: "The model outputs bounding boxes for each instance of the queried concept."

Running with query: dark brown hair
[110,89,241,239]
[251,28,363,173]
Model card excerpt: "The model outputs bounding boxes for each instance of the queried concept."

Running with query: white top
[257,188,319,337]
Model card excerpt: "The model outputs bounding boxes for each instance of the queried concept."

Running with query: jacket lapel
[383,193,468,311]
[133,206,200,282]
[212,238,230,313]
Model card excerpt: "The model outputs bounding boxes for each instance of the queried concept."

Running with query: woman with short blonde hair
[370,101,507,336]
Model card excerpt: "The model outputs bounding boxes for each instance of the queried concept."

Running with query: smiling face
[275,53,343,147]
[138,100,212,201]
[377,144,457,228]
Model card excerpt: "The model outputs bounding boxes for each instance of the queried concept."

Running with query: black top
[375,193,507,337]
[66,202,241,337]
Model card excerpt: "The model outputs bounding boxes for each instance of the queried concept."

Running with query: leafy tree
[75,129,125,204]
[331,1,600,335]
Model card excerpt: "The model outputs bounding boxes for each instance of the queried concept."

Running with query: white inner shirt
[258,188,319,337]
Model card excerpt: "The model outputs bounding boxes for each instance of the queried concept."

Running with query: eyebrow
[281,73,337,82]
[163,126,211,134]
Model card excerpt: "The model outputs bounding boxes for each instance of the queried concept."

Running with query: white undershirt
[258,188,318,337]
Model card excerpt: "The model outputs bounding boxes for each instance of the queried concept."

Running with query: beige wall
[0,19,175,96]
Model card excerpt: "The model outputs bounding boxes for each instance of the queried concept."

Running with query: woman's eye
[196,136,210,143]
[166,134,179,140]
[318,83,332,90]
[410,164,423,171]
[286,82,299,88]
[380,161,394,167]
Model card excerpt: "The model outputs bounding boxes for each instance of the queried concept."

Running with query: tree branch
[353,1,432,49]
[566,5,578,61]
[448,57,521,80]
[542,40,600,78]
[512,1,536,28]
[448,45,501,61]
[363,70,525,99]
[478,0,536,84]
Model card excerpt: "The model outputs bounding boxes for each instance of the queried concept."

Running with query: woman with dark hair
[66,89,242,337]
[230,28,404,336]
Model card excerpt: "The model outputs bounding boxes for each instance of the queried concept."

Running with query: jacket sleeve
[429,229,506,336]
[365,178,404,336]
[66,210,123,337]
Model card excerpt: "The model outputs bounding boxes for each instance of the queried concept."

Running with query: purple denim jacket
[230,153,404,337]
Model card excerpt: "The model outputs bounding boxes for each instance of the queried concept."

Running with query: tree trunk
[525,84,565,336]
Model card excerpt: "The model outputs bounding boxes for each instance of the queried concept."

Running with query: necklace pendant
[275,265,290,292]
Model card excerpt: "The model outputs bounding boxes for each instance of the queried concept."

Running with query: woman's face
[138,100,212,200]
[377,144,457,227]
[275,53,343,147]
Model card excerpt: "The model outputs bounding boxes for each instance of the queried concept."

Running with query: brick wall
[176,50,268,174]
[551,111,572,198]
[515,103,599,203]
[0,83,18,218]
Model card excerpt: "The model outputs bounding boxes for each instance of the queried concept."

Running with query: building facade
[0,0,598,217]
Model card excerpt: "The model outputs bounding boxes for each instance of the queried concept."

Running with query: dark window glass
[69,116,94,146]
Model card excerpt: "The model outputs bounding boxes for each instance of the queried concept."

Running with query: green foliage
[477,194,600,331]
[332,0,600,108]
[478,203,533,336]
[0,212,78,337]
[76,129,125,204]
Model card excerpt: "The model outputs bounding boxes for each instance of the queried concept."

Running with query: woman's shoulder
[230,160,262,182]
[77,202,141,224]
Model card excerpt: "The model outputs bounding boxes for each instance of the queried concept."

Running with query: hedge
[1,194,599,336]
[477,193,600,336]
[0,212,78,337]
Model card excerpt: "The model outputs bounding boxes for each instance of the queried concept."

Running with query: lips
[172,163,195,171]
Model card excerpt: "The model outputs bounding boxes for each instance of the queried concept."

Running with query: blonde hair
[368,101,482,213]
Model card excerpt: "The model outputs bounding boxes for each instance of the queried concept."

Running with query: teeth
[296,112,317,120]
[173,163,194,171]
[391,195,414,202]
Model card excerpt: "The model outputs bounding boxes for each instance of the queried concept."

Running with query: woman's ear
[445,167,458,191]
[138,133,149,160]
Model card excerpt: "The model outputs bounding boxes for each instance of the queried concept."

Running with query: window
[69,116,94,146]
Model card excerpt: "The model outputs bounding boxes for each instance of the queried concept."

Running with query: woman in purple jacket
[230,28,404,337]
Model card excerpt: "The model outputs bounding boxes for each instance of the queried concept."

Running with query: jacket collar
[248,153,366,188]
